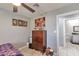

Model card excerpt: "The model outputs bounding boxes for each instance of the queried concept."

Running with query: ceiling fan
[13,3,35,13]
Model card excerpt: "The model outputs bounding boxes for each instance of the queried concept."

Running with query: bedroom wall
[65,16,79,42]
[30,12,57,53]
[0,9,30,48]
[30,3,79,54]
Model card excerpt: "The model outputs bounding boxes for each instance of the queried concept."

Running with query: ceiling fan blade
[13,5,18,12]
[21,3,35,13]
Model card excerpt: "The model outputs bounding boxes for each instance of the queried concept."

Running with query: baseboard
[19,45,27,50]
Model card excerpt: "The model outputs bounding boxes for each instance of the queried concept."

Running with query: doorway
[56,10,79,56]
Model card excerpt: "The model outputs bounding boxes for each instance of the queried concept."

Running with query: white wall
[0,9,30,48]
[65,18,79,42]
[30,13,57,53]
[58,17,66,47]
[30,4,79,54]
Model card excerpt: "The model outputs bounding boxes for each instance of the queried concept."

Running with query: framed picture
[18,20,23,26]
[12,19,27,27]
[12,19,17,26]
[18,20,27,27]
[73,26,79,32]
[35,17,45,28]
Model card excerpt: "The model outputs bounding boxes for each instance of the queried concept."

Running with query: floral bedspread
[0,43,23,56]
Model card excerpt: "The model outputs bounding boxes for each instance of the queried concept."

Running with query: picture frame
[35,17,45,27]
[73,26,79,32]
[18,20,27,27]
[18,20,23,26]
[12,19,27,27]
[12,19,17,26]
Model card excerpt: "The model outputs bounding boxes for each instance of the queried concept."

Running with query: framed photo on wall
[12,19,17,26]
[18,20,23,26]
[35,17,45,28]
[12,19,27,27]
[18,20,27,27]
[73,26,79,32]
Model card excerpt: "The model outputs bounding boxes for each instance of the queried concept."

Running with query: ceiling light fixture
[12,3,21,6]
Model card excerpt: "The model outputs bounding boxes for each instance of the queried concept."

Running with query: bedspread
[0,43,23,56]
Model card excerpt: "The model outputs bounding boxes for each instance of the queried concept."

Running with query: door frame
[56,10,79,55]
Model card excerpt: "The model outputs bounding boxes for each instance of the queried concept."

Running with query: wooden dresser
[32,30,47,51]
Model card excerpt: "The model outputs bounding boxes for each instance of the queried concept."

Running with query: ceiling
[0,3,71,19]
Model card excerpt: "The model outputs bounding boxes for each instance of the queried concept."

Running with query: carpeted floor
[19,47,45,56]
[19,46,56,56]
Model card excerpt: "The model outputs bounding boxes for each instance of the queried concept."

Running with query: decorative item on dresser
[32,30,47,51]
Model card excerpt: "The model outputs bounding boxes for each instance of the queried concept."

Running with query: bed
[0,43,23,56]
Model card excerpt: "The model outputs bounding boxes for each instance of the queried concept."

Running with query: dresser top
[32,30,46,31]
